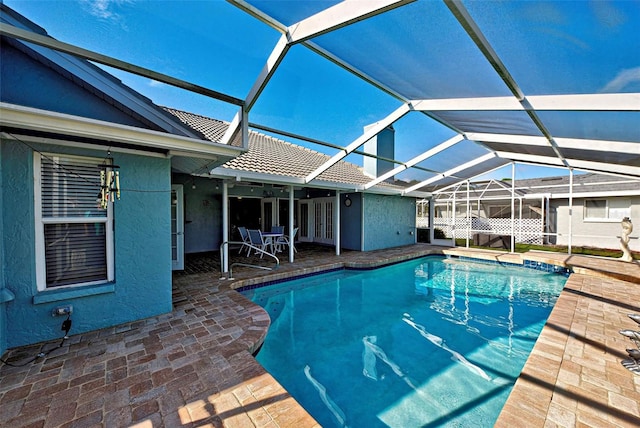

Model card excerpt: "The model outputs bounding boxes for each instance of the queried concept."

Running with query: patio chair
[238,227,250,255]
[247,229,268,258]
[276,227,298,253]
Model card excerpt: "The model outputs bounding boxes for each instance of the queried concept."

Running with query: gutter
[0,103,246,159]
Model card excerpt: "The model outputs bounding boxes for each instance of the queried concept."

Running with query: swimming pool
[242,256,567,427]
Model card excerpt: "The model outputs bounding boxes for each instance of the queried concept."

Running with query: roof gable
[0,4,201,139]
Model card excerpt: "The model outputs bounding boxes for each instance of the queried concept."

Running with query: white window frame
[584,197,631,222]
[34,152,115,291]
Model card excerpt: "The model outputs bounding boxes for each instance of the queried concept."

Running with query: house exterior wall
[1,43,148,127]
[172,175,222,254]
[363,194,416,251]
[552,196,640,251]
[1,139,173,349]
[0,144,8,355]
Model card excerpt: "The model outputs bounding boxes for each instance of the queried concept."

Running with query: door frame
[171,184,184,271]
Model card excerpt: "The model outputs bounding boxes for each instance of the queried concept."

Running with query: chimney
[363,123,395,180]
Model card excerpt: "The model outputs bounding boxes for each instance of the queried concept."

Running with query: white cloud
[80,0,132,21]
[148,80,166,88]
[601,67,640,93]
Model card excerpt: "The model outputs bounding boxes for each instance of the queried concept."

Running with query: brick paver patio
[1,244,639,427]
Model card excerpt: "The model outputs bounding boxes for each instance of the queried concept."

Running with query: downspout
[222,182,229,273]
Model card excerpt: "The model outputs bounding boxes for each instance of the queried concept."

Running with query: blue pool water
[242,256,567,427]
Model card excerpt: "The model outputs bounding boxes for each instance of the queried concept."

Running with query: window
[584,198,631,221]
[34,153,114,290]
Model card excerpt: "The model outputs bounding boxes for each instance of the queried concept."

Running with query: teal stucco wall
[362,194,416,251]
[0,143,8,356]
[1,139,173,349]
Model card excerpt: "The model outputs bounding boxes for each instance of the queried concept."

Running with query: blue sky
[5,0,637,183]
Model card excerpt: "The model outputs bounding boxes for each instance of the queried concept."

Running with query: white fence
[418,217,544,244]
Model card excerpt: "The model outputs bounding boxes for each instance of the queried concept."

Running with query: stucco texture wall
[1,43,149,128]
[0,142,7,355]
[173,175,222,253]
[362,194,416,251]
[552,197,640,251]
[1,139,173,348]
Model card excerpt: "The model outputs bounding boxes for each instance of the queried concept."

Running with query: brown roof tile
[163,107,394,187]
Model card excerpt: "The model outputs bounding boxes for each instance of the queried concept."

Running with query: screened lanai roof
[2,0,639,195]
[227,0,639,193]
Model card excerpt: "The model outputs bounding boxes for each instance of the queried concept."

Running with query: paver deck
[1,244,639,427]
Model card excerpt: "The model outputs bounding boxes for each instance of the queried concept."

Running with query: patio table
[261,232,283,254]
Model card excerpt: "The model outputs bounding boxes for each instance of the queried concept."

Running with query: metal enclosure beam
[403,152,497,194]
[288,0,416,44]
[305,103,412,182]
[364,134,464,189]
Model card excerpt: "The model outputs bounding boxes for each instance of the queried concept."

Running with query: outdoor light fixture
[99,151,120,209]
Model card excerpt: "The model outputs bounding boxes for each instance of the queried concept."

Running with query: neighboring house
[422,173,640,251]
[0,5,422,354]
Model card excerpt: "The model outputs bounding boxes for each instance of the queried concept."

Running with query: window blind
[40,156,108,288]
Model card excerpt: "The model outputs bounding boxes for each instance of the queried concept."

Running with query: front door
[313,197,335,245]
[261,198,276,231]
[171,185,184,270]
[298,200,313,242]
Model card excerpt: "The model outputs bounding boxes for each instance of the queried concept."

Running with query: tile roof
[163,107,404,188]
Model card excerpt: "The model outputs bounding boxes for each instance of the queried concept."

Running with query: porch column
[222,181,229,273]
[568,168,573,255]
[544,195,550,245]
[335,191,341,256]
[429,196,435,243]
[466,180,470,248]
[518,197,523,244]
[289,185,295,263]
[510,162,515,253]
[452,189,456,247]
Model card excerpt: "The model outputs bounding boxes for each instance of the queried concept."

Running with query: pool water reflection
[242,256,567,427]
